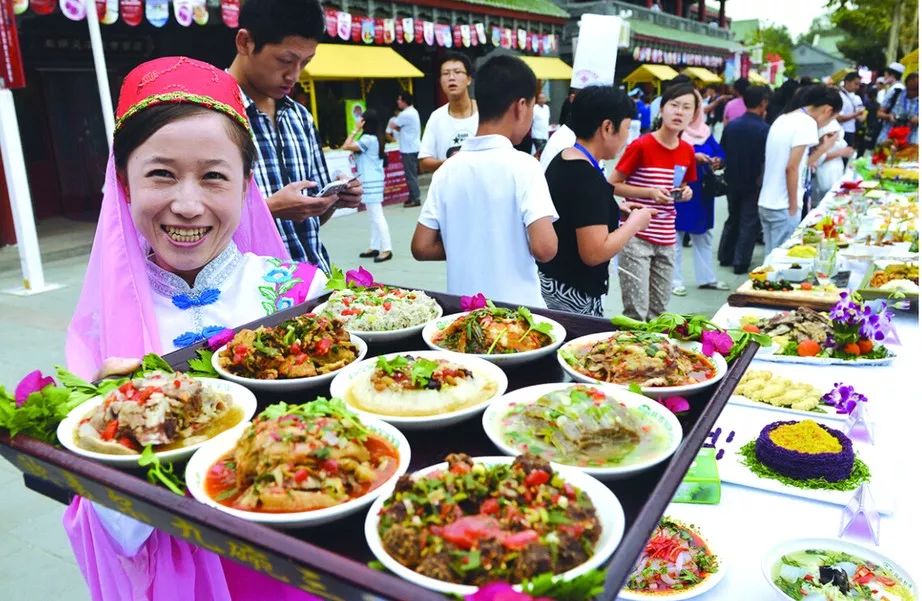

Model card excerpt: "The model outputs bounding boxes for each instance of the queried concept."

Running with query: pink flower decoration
[659,396,690,414]
[701,330,733,357]
[460,292,488,312]
[345,266,375,288]
[207,328,236,351]
[466,583,552,601]
[14,370,57,408]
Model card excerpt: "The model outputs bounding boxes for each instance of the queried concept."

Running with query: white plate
[557,332,727,399]
[312,299,443,343]
[712,404,894,514]
[365,456,624,596]
[421,311,567,366]
[329,350,508,430]
[618,518,726,600]
[56,378,258,467]
[728,394,847,422]
[762,538,917,600]
[211,334,368,391]
[482,383,682,479]
[185,416,410,528]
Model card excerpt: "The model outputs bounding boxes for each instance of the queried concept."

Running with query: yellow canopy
[901,48,918,75]
[520,56,573,80]
[748,72,769,85]
[299,44,423,81]
[682,67,721,84]
[623,64,680,94]
[829,68,850,83]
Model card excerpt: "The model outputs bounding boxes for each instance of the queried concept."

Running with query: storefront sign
[0,0,27,89]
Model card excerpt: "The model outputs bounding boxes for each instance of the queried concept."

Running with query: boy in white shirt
[419,52,479,173]
[758,85,842,253]
[411,55,559,307]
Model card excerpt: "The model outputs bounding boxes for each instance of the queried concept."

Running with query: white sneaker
[672,285,688,296]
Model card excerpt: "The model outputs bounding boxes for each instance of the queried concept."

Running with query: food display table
[0,291,758,600]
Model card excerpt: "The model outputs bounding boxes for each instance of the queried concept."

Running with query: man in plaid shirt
[228,0,362,272]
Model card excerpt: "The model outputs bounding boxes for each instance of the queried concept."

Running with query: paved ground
[0,182,757,600]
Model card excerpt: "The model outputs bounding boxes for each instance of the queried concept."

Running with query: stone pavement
[0,187,757,600]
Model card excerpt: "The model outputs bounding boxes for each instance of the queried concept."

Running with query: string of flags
[631,45,726,68]
[13,0,240,27]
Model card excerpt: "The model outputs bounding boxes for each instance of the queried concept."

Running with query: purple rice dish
[754,420,855,482]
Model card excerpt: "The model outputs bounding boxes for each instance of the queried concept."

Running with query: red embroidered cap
[114,56,250,134]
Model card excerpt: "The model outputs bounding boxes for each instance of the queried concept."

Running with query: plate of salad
[422,306,566,366]
[313,287,443,343]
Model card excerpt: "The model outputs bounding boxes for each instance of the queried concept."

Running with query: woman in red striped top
[609,82,698,321]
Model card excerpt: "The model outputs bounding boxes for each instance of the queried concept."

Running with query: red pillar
[646,0,653,7]
[719,0,726,27]
[674,0,681,16]
[698,0,705,21]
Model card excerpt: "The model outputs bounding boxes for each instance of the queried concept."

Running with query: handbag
[702,165,728,197]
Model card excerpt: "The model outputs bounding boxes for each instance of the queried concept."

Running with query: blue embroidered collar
[146,243,242,301]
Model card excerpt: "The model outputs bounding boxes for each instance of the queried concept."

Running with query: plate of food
[365,453,623,596]
[557,332,727,398]
[313,287,443,342]
[619,516,724,600]
[185,398,410,528]
[328,351,508,430]
[421,306,566,366]
[858,261,919,301]
[763,538,916,600]
[212,314,368,391]
[56,371,257,467]
[730,369,847,421]
[482,383,682,479]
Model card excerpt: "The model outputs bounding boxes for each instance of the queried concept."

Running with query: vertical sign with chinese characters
[0,0,26,89]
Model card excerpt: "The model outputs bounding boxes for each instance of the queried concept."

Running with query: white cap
[887,62,906,74]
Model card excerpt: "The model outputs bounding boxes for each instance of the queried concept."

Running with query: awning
[628,19,743,53]
[299,44,424,82]
[682,67,721,84]
[624,64,680,85]
[901,48,918,75]
[748,72,769,85]
[520,56,573,80]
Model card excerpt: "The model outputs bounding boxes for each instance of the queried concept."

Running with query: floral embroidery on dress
[173,325,227,348]
[258,258,315,315]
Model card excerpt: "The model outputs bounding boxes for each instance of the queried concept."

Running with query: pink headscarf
[681,89,711,147]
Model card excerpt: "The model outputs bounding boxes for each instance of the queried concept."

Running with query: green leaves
[258,398,369,438]
[140,353,174,374]
[186,350,218,378]
[326,265,347,291]
[409,358,439,387]
[375,354,409,376]
[517,306,554,336]
[521,568,607,601]
[138,445,186,496]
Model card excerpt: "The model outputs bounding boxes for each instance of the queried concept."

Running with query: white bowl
[211,334,368,392]
[421,311,567,366]
[329,350,508,430]
[56,378,258,467]
[557,332,727,399]
[762,538,917,600]
[312,298,443,343]
[482,383,682,479]
[618,518,725,600]
[365,456,625,596]
[185,416,410,528]
[777,263,812,283]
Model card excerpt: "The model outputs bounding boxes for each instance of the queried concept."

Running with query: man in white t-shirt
[412,55,558,307]
[758,85,842,254]
[837,72,865,150]
[388,91,422,207]
[419,51,479,173]
[531,93,551,157]
[876,62,906,105]
[539,124,576,171]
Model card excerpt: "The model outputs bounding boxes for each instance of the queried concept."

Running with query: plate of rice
[314,287,442,343]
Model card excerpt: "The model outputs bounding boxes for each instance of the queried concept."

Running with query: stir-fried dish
[625,517,719,594]
[218,314,358,379]
[772,549,913,600]
[75,371,239,455]
[499,386,671,468]
[323,287,441,331]
[432,306,553,355]
[378,453,601,586]
[204,399,399,512]
[561,333,716,387]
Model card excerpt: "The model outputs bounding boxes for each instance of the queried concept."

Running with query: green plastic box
[672,447,721,504]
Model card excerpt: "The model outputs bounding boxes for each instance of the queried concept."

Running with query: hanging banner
[191,0,206,25]
[336,11,350,40]
[395,19,404,44]
[373,18,384,45]
[382,18,394,45]
[12,0,28,16]
[451,25,461,48]
[30,0,55,15]
[1,0,27,89]
[516,28,526,50]
[490,26,501,47]
[402,18,413,43]
[474,23,486,45]
[173,0,192,26]
[220,0,238,28]
[120,0,142,26]
[101,0,118,24]
[61,0,86,20]
[530,32,539,53]
[571,14,620,89]
[95,0,105,19]
[324,9,337,38]
[502,28,513,50]
[423,21,434,46]
[350,18,360,42]
[146,0,168,27]
[360,18,373,44]
[460,24,470,48]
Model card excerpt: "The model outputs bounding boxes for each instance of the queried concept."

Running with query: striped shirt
[615,133,696,245]
[241,90,333,273]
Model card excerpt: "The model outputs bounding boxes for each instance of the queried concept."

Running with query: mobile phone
[315,177,357,197]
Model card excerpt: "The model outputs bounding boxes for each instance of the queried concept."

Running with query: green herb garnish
[138,444,186,496]
[376,355,409,376]
[186,349,219,378]
[410,358,439,387]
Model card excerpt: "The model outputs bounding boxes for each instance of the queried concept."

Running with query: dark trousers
[718,188,760,272]
[843,131,856,168]
[401,152,420,202]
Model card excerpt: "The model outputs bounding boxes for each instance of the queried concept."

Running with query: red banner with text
[0,0,27,89]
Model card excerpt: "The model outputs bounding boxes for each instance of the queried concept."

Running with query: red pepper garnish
[293,469,309,483]
[480,498,500,515]
[524,469,550,487]
[383,302,392,311]
[314,338,333,356]
[101,420,119,441]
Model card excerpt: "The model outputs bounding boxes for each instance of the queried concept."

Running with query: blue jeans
[759,206,800,255]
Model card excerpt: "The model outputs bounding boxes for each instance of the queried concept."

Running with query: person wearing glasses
[419,51,479,173]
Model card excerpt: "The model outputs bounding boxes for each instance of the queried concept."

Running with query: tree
[797,16,841,46]
[746,24,797,77]
[826,0,919,69]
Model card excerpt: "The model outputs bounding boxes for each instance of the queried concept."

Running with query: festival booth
[520,55,574,81]
[747,71,770,86]
[681,66,722,85]
[298,44,424,208]
[901,48,919,75]
[623,64,680,95]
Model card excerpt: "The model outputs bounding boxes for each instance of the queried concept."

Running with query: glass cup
[814,254,836,287]
[818,238,838,260]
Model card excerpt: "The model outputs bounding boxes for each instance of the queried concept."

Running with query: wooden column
[646,0,653,7]
[698,0,705,21]
[718,0,726,28]
[674,0,681,16]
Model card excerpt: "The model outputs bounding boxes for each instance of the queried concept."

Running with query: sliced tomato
[524,469,550,487]
[293,468,309,483]
[480,498,500,515]
[501,529,539,550]
[101,420,119,441]
[440,515,502,550]
[314,338,333,355]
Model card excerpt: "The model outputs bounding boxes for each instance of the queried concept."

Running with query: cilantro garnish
[186,349,219,378]
[139,444,186,496]
[516,306,554,342]
[376,355,409,376]
[409,358,440,387]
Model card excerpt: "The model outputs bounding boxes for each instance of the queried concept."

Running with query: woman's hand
[95,357,141,381]
[695,152,711,164]
[625,206,659,230]
[647,187,673,203]
[676,185,693,201]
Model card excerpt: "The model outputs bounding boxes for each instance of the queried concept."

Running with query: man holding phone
[228,0,362,272]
